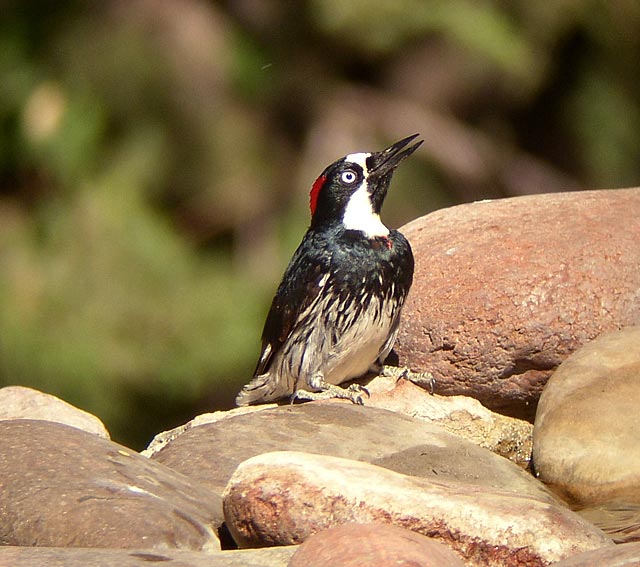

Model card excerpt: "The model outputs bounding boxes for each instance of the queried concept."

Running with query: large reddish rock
[394,188,640,420]
[223,451,612,566]
[289,523,465,567]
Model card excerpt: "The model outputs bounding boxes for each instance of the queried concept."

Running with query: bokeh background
[2,0,639,448]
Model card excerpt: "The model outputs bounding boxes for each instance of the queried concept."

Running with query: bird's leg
[381,365,436,394]
[292,372,370,405]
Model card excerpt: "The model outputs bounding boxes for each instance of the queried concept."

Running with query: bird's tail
[235,373,288,406]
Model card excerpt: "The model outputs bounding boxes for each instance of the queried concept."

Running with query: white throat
[342,183,389,238]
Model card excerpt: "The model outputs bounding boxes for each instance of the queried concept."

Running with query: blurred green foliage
[1,0,639,447]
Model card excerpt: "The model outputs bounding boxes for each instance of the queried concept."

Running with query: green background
[1,0,639,448]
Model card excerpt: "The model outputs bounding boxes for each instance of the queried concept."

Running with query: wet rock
[0,420,221,550]
[148,402,553,504]
[288,522,465,567]
[394,188,640,420]
[0,385,109,438]
[533,326,640,540]
[223,451,612,566]
[0,545,296,567]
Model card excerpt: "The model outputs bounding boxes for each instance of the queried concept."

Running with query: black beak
[367,134,423,178]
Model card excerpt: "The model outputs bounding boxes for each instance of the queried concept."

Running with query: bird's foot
[292,383,370,405]
[381,365,436,394]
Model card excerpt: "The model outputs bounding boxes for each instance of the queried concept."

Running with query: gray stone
[0,385,109,438]
[223,451,612,566]
[394,188,640,420]
[0,420,222,550]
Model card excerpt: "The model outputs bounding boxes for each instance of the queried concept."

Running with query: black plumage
[236,135,421,405]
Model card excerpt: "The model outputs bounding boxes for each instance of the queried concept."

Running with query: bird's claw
[381,365,436,395]
[291,382,370,405]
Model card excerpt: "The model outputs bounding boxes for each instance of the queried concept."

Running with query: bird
[235,134,422,406]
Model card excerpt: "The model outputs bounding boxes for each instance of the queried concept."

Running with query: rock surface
[533,326,640,540]
[550,541,640,567]
[362,374,533,467]
[578,503,640,544]
[148,378,533,468]
[0,385,110,438]
[223,451,612,566]
[289,523,465,567]
[0,545,296,566]
[394,188,640,420]
[148,402,553,505]
[0,420,222,551]
[142,404,277,456]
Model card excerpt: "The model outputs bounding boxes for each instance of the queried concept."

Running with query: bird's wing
[253,244,328,377]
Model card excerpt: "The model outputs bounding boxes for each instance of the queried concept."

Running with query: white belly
[321,297,394,385]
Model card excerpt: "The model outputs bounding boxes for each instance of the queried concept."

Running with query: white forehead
[344,152,370,172]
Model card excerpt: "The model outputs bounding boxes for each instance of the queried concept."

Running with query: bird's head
[309,134,422,237]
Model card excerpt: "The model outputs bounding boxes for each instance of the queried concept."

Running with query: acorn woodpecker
[236,134,422,406]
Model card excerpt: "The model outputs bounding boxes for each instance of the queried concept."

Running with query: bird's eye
[341,170,357,184]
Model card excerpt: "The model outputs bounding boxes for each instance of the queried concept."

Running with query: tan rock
[533,326,640,540]
[0,420,221,551]
[0,385,109,438]
[223,451,612,566]
[550,541,640,567]
[362,374,533,467]
[394,188,640,420]
[289,523,465,567]
[578,503,640,544]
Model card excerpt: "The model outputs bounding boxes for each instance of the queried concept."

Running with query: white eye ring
[341,170,357,184]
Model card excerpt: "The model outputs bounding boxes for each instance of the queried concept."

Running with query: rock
[578,503,640,544]
[142,404,277,457]
[361,374,533,467]
[148,403,554,505]
[394,188,640,420]
[0,385,110,438]
[532,326,640,540]
[0,545,296,567]
[288,522,465,567]
[0,420,222,551]
[223,451,612,566]
[550,542,640,567]
[147,380,533,468]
